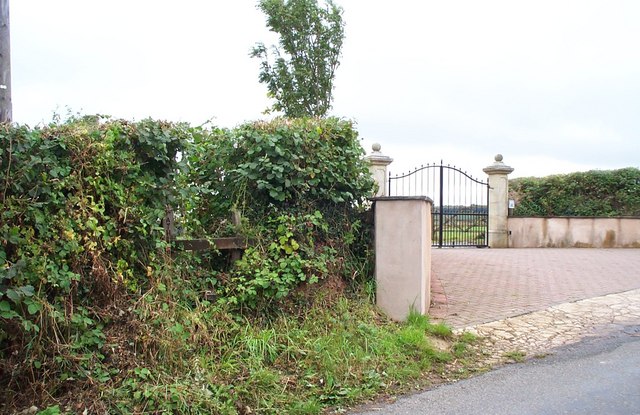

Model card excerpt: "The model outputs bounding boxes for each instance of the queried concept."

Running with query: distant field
[432,222,487,246]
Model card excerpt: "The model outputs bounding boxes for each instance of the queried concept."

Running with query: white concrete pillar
[365,143,393,197]
[374,197,432,321]
[483,154,514,248]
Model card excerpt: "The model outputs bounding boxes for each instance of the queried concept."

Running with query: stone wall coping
[366,154,394,164]
[371,196,433,203]
[483,164,515,174]
[509,216,640,220]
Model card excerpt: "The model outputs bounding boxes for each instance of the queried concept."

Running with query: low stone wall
[508,217,640,248]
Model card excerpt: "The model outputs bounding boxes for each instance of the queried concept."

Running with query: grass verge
[3,279,483,414]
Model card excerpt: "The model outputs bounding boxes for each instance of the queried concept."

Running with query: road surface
[352,325,640,415]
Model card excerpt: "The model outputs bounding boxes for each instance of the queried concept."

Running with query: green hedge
[1,115,375,410]
[509,168,640,217]
[185,117,373,225]
[0,115,188,321]
[1,116,190,403]
[185,117,375,308]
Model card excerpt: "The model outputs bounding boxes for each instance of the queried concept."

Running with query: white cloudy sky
[9,0,640,178]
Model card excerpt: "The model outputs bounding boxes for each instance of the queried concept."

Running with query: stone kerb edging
[455,288,640,366]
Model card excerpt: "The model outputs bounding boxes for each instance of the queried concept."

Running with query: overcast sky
[9,0,640,178]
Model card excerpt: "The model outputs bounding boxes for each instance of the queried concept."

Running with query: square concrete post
[373,196,432,321]
[365,143,393,197]
[483,154,514,248]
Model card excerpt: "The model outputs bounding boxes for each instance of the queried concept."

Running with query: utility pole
[0,0,11,123]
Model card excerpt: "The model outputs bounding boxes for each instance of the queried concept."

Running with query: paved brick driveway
[429,248,640,328]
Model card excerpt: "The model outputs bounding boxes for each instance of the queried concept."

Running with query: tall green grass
[100,284,475,414]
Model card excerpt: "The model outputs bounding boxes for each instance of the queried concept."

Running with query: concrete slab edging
[453,288,640,365]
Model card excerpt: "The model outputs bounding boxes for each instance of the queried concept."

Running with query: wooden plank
[174,237,247,251]
[163,207,176,240]
[212,237,247,250]
[174,239,210,251]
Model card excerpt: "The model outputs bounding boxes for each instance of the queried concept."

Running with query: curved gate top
[388,162,489,248]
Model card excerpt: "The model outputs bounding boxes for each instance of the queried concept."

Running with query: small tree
[251,0,345,117]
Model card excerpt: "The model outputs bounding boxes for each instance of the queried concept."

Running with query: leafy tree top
[251,0,345,117]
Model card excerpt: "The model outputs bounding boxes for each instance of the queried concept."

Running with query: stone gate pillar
[365,143,393,197]
[483,154,514,248]
[374,196,432,321]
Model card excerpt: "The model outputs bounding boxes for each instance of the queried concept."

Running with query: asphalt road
[352,325,640,415]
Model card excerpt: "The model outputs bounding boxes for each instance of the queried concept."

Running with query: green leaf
[22,319,40,333]
[20,285,35,297]
[6,289,21,303]
[27,301,42,315]
[36,405,61,415]
[8,226,21,244]
[1,310,17,319]
[269,189,281,200]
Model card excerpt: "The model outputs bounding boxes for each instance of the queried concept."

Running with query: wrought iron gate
[388,162,489,248]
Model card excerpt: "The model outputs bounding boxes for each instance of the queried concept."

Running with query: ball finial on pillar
[365,142,393,197]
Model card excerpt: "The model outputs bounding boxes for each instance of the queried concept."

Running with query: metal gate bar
[388,161,489,248]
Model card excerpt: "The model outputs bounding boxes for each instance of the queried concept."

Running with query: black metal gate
[388,162,489,248]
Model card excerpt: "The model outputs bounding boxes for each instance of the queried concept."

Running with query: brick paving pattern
[429,248,640,328]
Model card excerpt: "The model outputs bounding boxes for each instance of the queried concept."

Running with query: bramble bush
[0,115,193,408]
[509,168,640,216]
[0,115,377,411]
[185,117,375,309]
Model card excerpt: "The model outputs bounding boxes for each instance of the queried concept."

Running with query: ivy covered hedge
[509,168,640,217]
[1,116,192,409]
[186,118,374,308]
[0,115,375,411]
[0,115,188,330]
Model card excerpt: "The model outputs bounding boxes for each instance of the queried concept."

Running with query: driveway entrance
[429,248,640,328]
[388,161,489,248]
